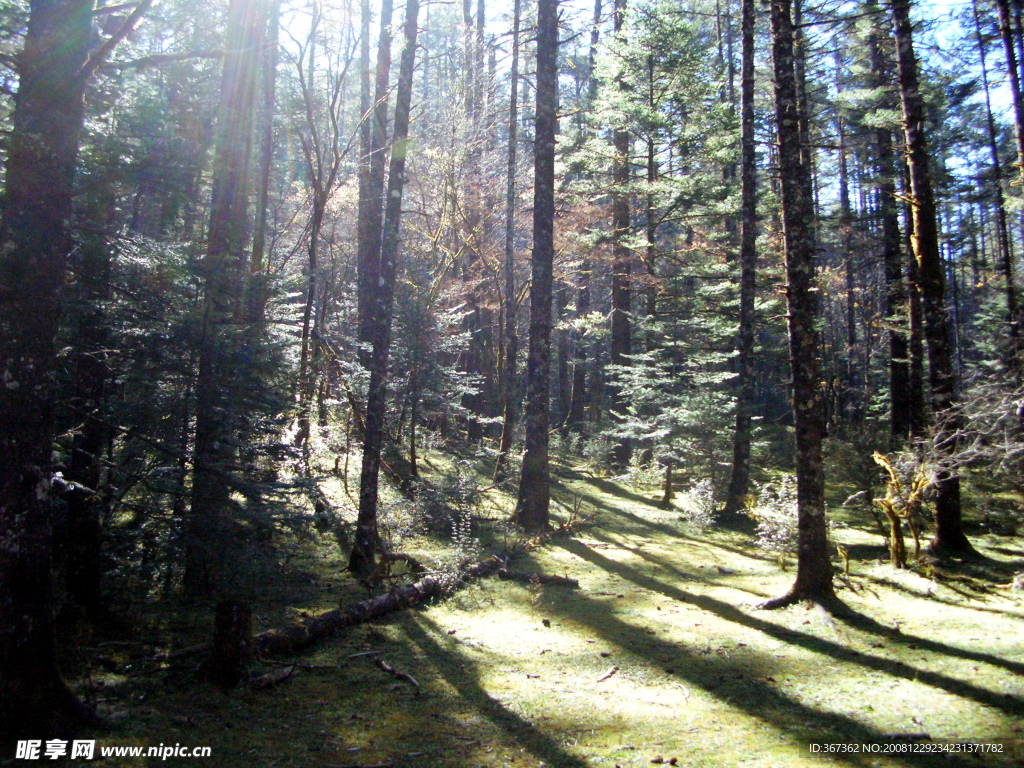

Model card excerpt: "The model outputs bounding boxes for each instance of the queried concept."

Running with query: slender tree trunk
[556,285,571,425]
[891,0,975,558]
[977,0,1021,366]
[357,0,394,367]
[515,0,559,533]
[762,0,837,609]
[997,0,1024,198]
[349,0,420,577]
[296,201,325,445]
[248,0,279,325]
[867,9,911,442]
[900,157,927,439]
[837,91,859,423]
[564,0,602,434]
[722,0,757,520]
[63,188,118,621]
[185,0,264,597]
[610,0,632,469]
[494,0,521,480]
[0,0,100,737]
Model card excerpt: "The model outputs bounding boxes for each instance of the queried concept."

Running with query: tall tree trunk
[63,186,117,621]
[515,0,559,533]
[891,0,975,558]
[349,0,421,577]
[836,78,859,423]
[868,8,910,441]
[185,0,264,597]
[296,201,326,445]
[609,0,632,469]
[997,0,1024,198]
[722,0,758,520]
[556,285,571,425]
[357,0,394,368]
[762,0,837,609]
[563,0,602,435]
[976,0,1021,366]
[900,157,927,439]
[248,0,279,325]
[0,0,99,737]
[494,0,520,480]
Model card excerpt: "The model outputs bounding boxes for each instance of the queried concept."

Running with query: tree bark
[722,0,758,520]
[891,0,975,558]
[762,0,837,609]
[867,9,911,442]
[248,0,279,325]
[185,0,264,597]
[515,0,559,533]
[494,0,521,481]
[997,0,1024,200]
[0,0,101,737]
[357,0,394,368]
[349,0,421,577]
[837,91,859,423]
[563,0,602,435]
[976,0,1021,367]
[63,185,118,621]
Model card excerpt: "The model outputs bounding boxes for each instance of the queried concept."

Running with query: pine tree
[516,0,559,532]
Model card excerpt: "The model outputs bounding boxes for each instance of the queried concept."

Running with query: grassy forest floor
[37,449,1024,768]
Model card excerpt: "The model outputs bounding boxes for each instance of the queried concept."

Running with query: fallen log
[253,556,508,656]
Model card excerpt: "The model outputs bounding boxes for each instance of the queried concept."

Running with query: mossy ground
[35,451,1024,768]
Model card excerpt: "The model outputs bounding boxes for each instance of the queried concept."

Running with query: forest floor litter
[45,454,1024,768]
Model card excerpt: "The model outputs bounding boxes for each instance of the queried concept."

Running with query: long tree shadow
[580,526,777,601]
[517,554,1001,768]
[553,483,781,567]
[400,613,592,768]
[555,538,1024,713]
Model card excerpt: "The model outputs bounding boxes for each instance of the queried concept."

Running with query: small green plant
[679,478,716,530]
[747,477,798,569]
[626,452,662,489]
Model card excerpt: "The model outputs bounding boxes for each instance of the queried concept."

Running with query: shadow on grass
[402,613,591,768]
[555,538,1024,715]
[553,481,781,568]
[523,548,985,768]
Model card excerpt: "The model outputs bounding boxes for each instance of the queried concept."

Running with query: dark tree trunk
[563,0,602,435]
[837,99,859,423]
[901,157,927,439]
[556,285,571,425]
[997,0,1024,200]
[201,600,252,690]
[349,0,420,577]
[565,261,591,432]
[494,0,521,480]
[868,10,911,441]
[609,0,632,470]
[722,0,757,520]
[762,0,837,609]
[185,0,264,597]
[63,187,118,621]
[515,0,559,533]
[357,0,394,368]
[248,0,279,325]
[891,0,975,558]
[0,0,100,737]
[296,201,326,446]
[977,0,1021,366]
